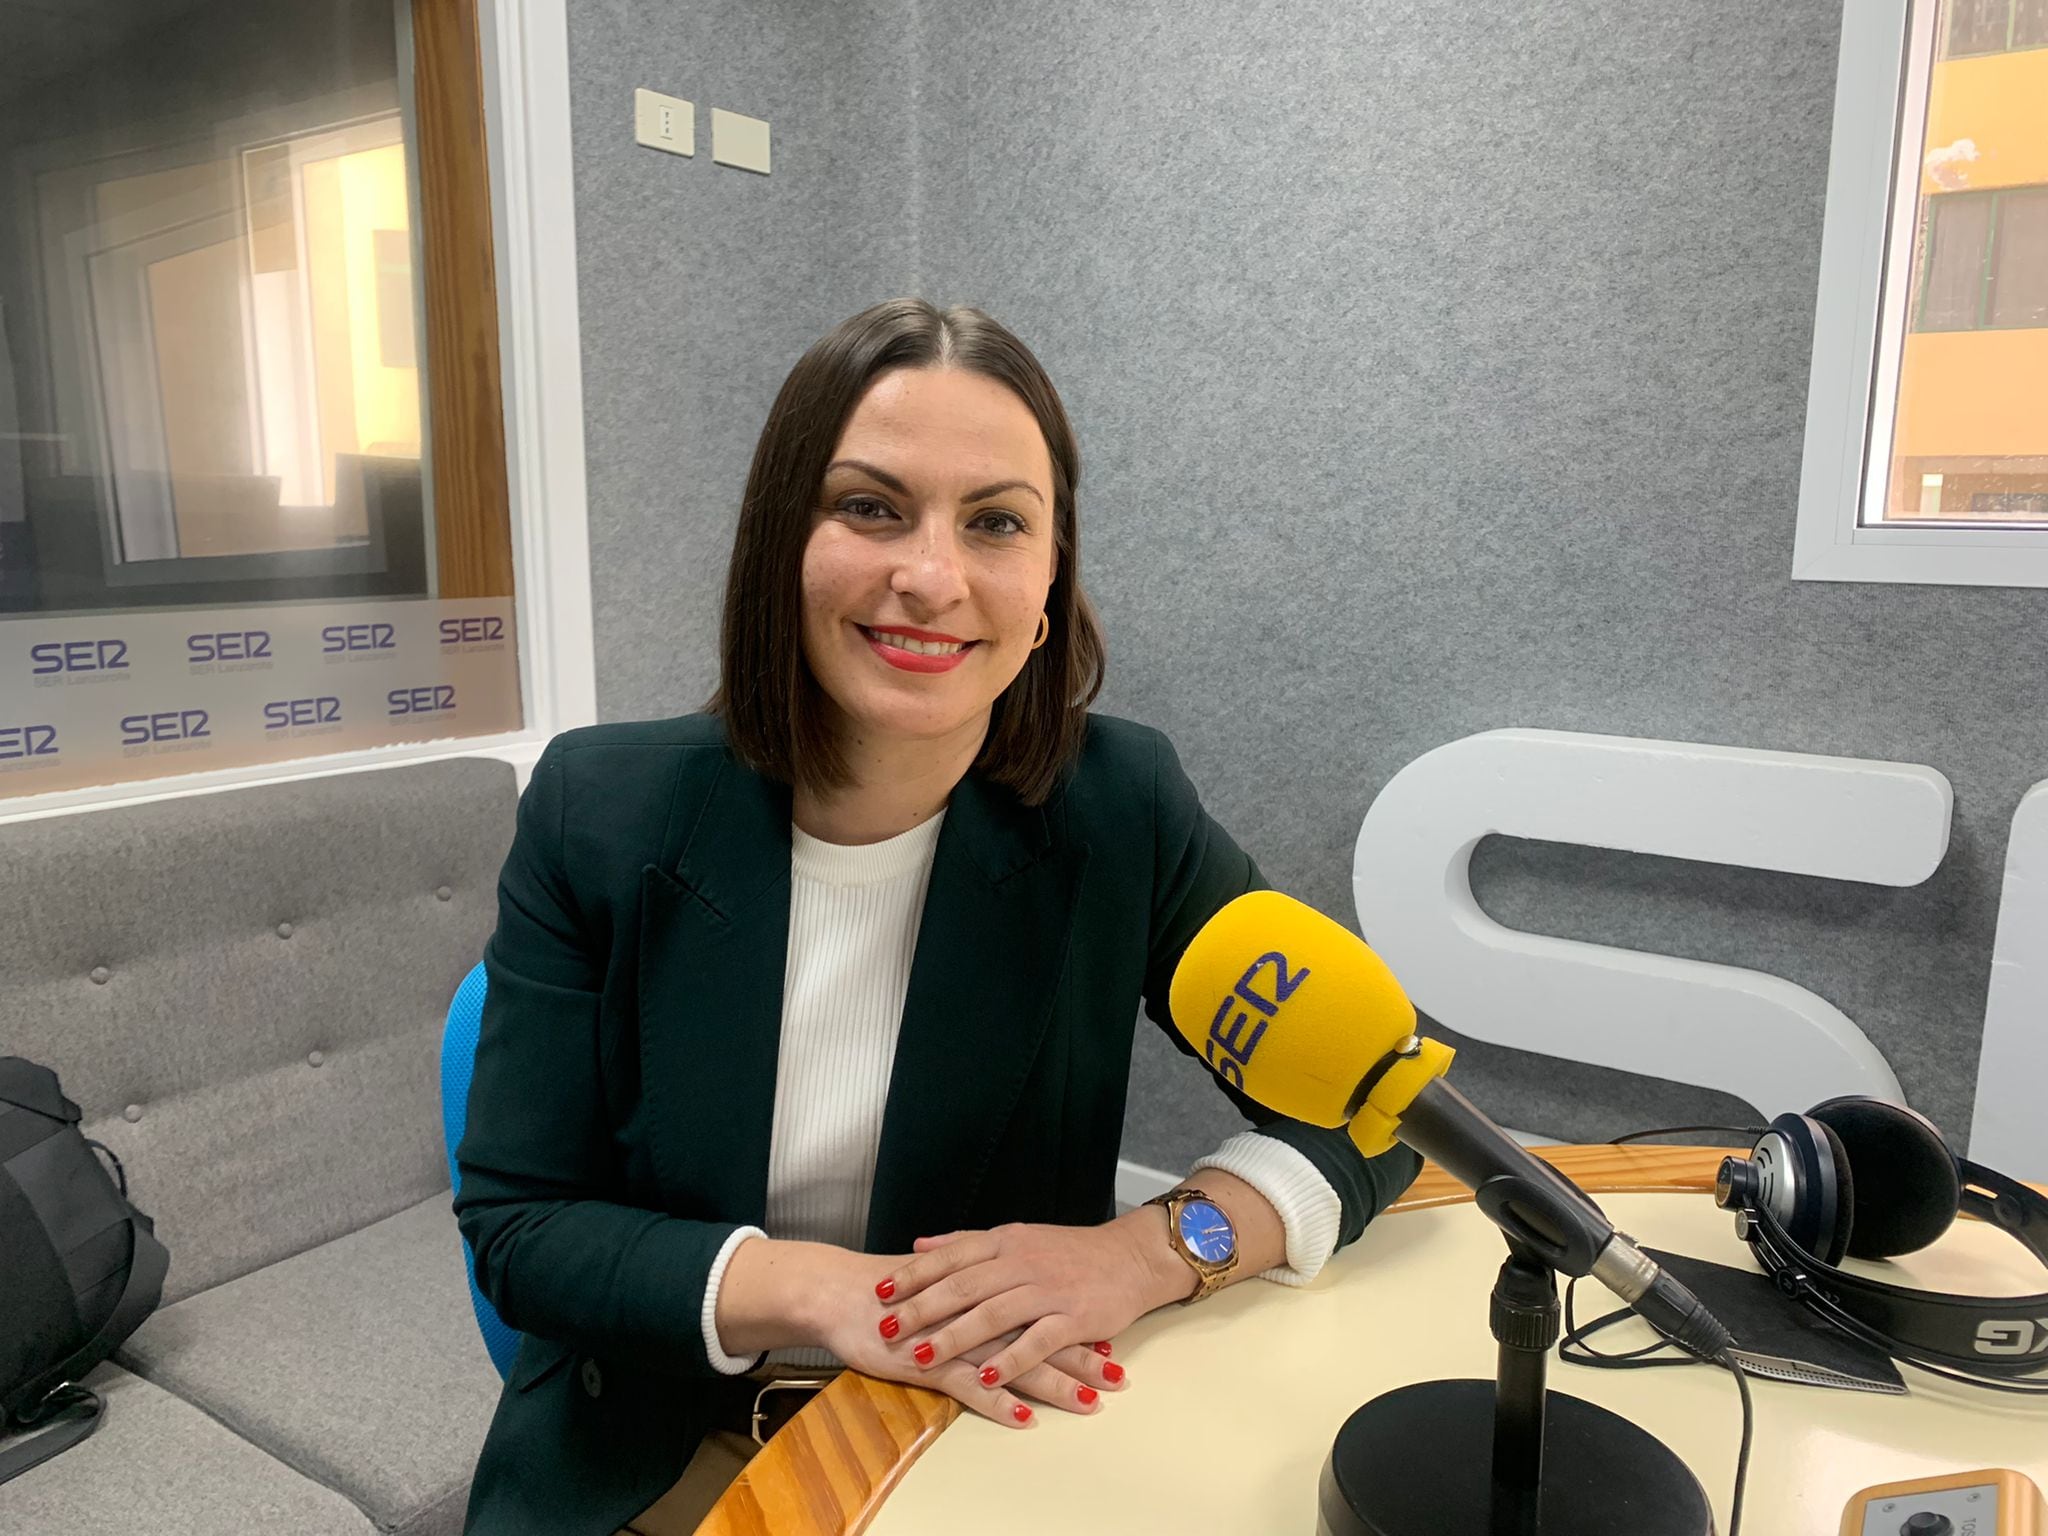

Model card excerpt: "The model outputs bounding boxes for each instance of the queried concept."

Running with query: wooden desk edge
[697,1143,1724,1536]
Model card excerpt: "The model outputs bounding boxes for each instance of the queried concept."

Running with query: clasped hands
[819,1214,1191,1429]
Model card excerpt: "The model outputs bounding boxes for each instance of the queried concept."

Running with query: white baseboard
[1114,1158,1179,1209]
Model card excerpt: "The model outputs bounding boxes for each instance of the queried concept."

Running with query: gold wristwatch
[1142,1186,1239,1304]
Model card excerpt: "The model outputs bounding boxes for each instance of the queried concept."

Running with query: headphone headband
[1739,1169,2048,1381]
[1955,1157,2048,1270]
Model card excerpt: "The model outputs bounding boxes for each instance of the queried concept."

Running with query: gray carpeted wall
[566,0,920,715]
[567,0,2047,1172]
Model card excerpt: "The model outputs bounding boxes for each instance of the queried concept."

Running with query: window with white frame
[1794,0,2048,584]
[0,0,574,809]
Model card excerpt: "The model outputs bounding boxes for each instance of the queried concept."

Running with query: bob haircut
[705,298,1106,807]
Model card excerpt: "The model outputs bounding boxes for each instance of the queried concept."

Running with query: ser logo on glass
[0,724,58,760]
[120,710,211,746]
[1202,951,1310,1088]
[387,685,457,717]
[187,630,273,665]
[263,697,343,731]
[438,617,506,645]
[322,622,397,654]
[30,638,127,675]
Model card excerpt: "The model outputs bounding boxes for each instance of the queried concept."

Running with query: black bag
[0,1057,169,1486]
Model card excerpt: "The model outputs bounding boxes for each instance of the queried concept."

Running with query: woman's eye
[974,509,1026,537]
[839,496,895,521]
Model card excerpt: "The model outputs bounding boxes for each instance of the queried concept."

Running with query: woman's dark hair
[704,298,1106,807]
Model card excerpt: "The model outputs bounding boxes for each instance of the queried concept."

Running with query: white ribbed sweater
[698,810,1342,1373]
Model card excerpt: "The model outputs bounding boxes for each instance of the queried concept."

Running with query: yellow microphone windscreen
[1167,890,1421,1129]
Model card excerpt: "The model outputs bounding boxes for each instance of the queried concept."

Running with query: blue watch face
[1176,1198,1236,1264]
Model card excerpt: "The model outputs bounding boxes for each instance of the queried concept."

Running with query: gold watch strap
[1143,1187,1239,1305]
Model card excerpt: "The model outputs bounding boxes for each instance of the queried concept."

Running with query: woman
[454,299,1421,1535]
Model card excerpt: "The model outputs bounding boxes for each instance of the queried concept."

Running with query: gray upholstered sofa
[0,757,518,1535]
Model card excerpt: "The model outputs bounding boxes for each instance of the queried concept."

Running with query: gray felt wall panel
[568,0,2046,1168]
[568,0,919,720]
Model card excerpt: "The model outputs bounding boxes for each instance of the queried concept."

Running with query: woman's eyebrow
[826,458,1045,506]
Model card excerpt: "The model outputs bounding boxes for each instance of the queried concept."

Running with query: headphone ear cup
[1750,1112,1847,1266]
[1809,1096,1962,1260]
[1809,1120,1855,1267]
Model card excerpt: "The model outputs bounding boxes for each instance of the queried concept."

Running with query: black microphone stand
[1316,1237,1714,1536]
[1488,1243,1560,1536]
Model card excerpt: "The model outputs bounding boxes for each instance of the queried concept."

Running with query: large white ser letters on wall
[1352,730,1952,1123]
[1970,781,2048,1179]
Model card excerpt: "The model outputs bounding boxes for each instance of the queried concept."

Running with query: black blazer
[454,711,1419,1534]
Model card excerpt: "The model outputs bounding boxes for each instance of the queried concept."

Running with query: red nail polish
[979,1365,1001,1387]
[1076,1386,1098,1406]
[913,1342,935,1366]
[1091,1340,1113,1357]
[879,1314,900,1340]
[1012,1403,1033,1424]
[875,1278,896,1301]
[1101,1361,1125,1385]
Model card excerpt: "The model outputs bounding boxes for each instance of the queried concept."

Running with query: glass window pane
[2014,0,2048,50]
[4,5,430,596]
[1989,187,2048,325]
[1,0,522,795]
[374,228,419,370]
[1915,195,1993,330]
[1946,0,2013,55]
[1877,1,2048,525]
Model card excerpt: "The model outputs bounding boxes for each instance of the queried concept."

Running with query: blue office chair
[440,960,522,1379]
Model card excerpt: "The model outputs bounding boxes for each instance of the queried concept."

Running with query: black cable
[1561,1276,1690,1364]
[1606,1123,1765,1147]
[1719,1349,1753,1536]
[1559,1279,1751,1534]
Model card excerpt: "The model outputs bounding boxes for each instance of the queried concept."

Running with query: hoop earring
[1031,612,1050,650]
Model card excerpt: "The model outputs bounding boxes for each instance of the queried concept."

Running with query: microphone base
[1316,1379,1714,1536]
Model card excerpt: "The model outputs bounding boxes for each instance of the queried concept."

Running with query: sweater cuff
[700,1225,769,1375]
[1189,1131,1343,1287]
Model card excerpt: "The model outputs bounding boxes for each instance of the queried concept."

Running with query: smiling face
[800,365,1059,756]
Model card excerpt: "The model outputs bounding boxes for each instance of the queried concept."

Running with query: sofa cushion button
[307,1050,325,1068]
[580,1359,602,1398]
[436,886,453,902]
[91,966,110,985]
[123,1104,142,1123]
[277,922,294,939]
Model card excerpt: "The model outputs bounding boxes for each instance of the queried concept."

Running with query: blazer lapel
[637,752,793,1224]
[864,771,1089,1252]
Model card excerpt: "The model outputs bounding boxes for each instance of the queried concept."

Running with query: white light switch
[711,108,771,174]
[634,88,694,156]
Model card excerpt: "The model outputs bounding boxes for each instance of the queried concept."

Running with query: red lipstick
[859,623,977,674]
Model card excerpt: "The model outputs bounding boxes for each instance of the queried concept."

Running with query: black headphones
[1711,1096,2048,1391]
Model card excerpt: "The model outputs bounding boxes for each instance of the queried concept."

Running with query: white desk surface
[864,1192,2048,1536]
